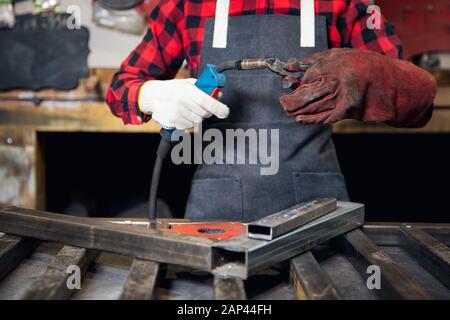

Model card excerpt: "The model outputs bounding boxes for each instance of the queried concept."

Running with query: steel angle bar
[290,251,341,300]
[20,245,98,300]
[0,206,220,272]
[363,223,450,247]
[213,276,246,300]
[362,224,403,246]
[212,201,365,279]
[333,229,432,300]
[0,234,40,280]
[247,198,337,240]
[120,259,161,300]
[399,224,450,289]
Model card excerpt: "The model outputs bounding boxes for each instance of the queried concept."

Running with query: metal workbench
[0,203,449,300]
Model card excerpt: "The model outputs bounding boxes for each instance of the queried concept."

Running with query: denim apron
[185,2,349,222]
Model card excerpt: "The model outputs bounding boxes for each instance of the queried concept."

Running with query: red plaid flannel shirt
[106,0,402,125]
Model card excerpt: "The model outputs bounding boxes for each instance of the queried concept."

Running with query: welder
[106,0,436,222]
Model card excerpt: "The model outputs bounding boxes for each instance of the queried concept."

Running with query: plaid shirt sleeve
[106,0,403,125]
[106,0,185,125]
[337,0,403,58]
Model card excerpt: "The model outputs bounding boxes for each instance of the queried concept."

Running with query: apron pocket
[185,178,243,221]
[293,172,349,203]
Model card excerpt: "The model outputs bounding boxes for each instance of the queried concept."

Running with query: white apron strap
[212,0,316,49]
[212,0,230,48]
[300,0,316,47]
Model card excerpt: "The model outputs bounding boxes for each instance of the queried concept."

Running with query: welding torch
[148,58,309,228]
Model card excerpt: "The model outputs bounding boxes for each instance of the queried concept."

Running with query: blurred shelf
[0,69,448,135]
[0,102,161,133]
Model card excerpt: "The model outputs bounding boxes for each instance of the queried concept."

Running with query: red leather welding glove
[279,48,437,127]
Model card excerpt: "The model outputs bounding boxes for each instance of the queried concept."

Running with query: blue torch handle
[160,64,226,139]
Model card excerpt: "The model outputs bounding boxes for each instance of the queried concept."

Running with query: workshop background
[0,0,449,223]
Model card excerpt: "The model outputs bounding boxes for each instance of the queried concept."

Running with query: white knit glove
[138,78,229,129]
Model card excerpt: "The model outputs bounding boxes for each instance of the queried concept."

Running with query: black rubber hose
[148,130,174,228]
[215,60,242,73]
[148,155,163,228]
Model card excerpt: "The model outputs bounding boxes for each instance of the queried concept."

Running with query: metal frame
[213,201,364,279]
[0,219,449,299]
[0,201,364,280]
[3,205,450,300]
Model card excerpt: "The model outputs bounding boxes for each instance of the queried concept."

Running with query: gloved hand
[279,48,437,127]
[138,78,230,129]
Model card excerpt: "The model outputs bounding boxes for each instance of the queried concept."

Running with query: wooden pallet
[0,221,449,300]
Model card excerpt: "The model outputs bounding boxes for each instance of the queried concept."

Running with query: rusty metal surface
[20,245,98,300]
[399,224,450,289]
[0,221,449,300]
[119,259,160,300]
[6,203,447,300]
[213,276,246,300]
[333,229,433,300]
[290,251,341,300]
[0,234,40,280]
[363,223,450,246]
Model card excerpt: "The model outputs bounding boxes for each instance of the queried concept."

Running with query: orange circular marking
[163,222,246,240]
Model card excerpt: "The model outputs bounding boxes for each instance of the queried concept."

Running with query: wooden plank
[21,246,98,300]
[0,234,39,280]
[290,251,341,300]
[333,229,432,300]
[213,276,246,300]
[399,225,450,289]
[119,259,160,300]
